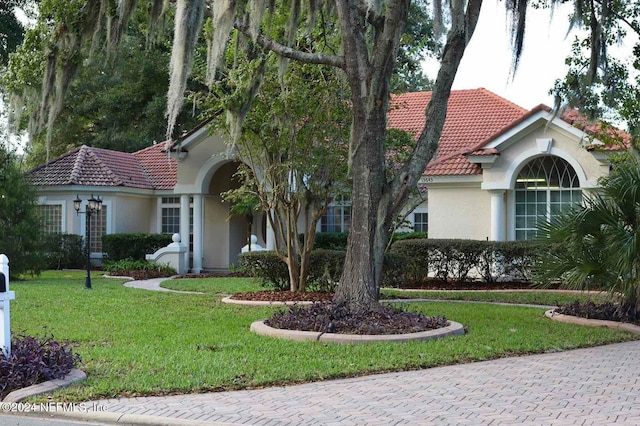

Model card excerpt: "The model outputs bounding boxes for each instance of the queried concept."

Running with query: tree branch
[388,0,483,216]
[234,20,345,69]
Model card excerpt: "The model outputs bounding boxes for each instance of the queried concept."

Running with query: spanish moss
[206,0,236,86]
[110,0,139,53]
[166,0,206,139]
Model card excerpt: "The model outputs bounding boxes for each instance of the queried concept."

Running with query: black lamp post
[73,194,103,289]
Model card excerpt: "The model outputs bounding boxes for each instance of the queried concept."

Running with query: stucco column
[489,190,506,241]
[192,194,203,273]
[179,194,191,270]
[265,211,275,250]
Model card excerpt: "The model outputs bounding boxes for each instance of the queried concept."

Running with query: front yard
[10,271,636,402]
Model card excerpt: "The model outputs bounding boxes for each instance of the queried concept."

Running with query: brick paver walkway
[85,340,640,425]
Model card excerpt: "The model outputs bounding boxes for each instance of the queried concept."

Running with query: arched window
[515,156,581,240]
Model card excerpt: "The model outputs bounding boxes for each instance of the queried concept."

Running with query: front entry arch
[202,161,248,268]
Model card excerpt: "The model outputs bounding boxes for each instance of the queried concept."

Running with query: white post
[0,254,16,358]
[192,194,203,274]
[179,194,191,271]
[489,190,506,241]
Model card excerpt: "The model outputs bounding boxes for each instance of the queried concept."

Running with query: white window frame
[511,156,582,241]
[413,211,428,233]
[79,199,112,258]
[157,196,193,251]
[38,199,67,234]
[318,196,351,233]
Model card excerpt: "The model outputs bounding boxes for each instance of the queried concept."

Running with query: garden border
[2,369,87,403]
[544,310,640,335]
[250,320,465,343]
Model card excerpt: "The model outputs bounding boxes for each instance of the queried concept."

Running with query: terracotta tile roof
[133,142,177,190]
[388,88,528,176]
[29,144,176,190]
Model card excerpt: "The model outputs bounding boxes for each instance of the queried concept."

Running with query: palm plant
[534,159,640,320]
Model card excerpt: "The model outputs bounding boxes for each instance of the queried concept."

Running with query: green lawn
[381,289,610,306]
[9,271,635,402]
[160,276,262,294]
[162,276,610,307]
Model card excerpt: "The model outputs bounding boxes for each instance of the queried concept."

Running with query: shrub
[312,232,349,251]
[0,334,81,399]
[42,234,85,270]
[380,253,408,288]
[305,249,347,292]
[390,239,539,286]
[477,241,539,283]
[238,251,290,291]
[391,231,428,242]
[239,249,405,292]
[103,259,176,280]
[102,233,172,261]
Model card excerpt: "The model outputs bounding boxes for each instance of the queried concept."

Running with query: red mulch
[108,270,174,280]
[176,271,251,279]
[229,291,333,302]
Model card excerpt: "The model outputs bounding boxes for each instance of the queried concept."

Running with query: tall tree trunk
[334,0,483,310]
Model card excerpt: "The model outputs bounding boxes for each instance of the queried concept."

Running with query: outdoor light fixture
[74,194,103,289]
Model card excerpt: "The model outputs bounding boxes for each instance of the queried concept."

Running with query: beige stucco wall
[37,190,157,256]
[427,184,491,240]
[482,122,609,188]
[425,117,611,242]
[111,195,155,234]
[175,133,229,192]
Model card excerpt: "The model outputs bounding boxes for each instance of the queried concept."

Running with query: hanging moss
[165,0,205,139]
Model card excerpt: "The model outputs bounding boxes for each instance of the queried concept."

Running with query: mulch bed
[108,270,174,280]
[176,271,252,279]
[555,301,640,325]
[229,291,333,302]
[266,302,449,335]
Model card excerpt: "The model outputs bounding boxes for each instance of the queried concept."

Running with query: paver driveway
[82,340,640,425]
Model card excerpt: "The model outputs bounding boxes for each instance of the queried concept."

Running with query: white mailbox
[0,254,16,357]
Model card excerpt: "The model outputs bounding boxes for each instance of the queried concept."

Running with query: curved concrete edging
[2,369,87,403]
[222,296,313,306]
[545,309,640,335]
[250,320,465,344]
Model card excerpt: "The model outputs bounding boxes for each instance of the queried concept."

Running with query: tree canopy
[2,0,630,309]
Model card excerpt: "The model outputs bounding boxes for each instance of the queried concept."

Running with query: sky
[423,1,579,110]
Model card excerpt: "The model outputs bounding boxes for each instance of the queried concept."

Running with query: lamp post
[73,194,103,289]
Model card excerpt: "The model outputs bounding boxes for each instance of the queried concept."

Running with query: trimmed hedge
[102,233,173,261]
[389,239,540,285]
[238,249,407,291]
[391,231,428,242]
[312,233,349,251]
[238,250,345,292]
[302,231,427,251]
[103,259,176,280]
[42,234,85,270]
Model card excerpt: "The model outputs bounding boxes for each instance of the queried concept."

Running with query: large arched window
[515,156,582,240]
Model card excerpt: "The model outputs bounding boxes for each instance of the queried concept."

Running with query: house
[29,88,619,272]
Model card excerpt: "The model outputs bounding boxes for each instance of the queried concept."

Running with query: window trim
[318,196,351,233]
[38,199,66,234]
[413,211,428,233]
[510,156,582,241]
[79,199,112,257]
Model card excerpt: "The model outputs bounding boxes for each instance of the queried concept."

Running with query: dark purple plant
[0,334,81,399]
[266,302,448,335]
